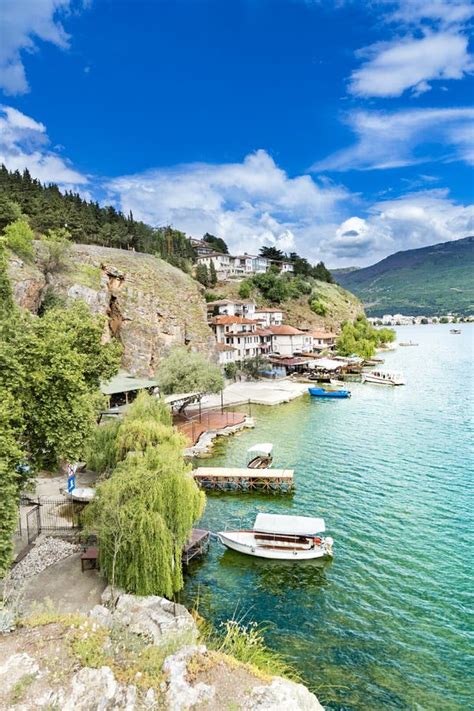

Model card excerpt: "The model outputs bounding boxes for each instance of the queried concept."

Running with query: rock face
[8,243,216,375]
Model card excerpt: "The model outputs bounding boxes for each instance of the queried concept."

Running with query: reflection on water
[182,326,473,710]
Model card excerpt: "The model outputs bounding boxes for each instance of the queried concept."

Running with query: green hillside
[333,237,474,316]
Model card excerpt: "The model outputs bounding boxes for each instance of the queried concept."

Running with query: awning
[101,371,159,395]
[247,443,273,456]
[308,358,343,371]
[253,513,326,536]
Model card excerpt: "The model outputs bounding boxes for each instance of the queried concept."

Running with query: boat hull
[363,376,405,386]
[308,387,351,399]
[217,531,333,560]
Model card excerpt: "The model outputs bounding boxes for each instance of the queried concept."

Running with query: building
[189,238,215,256]
[279,261,294,273]
[312,330,337,352]
[216,342,238,365]
[196,253,232,278]
[207,299,256,319]
[267,325,310,357]
[251,307,284,327]
[209,316,262,361]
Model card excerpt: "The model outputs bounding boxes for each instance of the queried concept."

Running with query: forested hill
[332,237,474,316]
[0,165,195,270]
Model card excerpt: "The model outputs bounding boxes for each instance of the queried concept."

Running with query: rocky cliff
[8,244,216,376]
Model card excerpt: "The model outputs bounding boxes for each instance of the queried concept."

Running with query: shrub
[2,219,34,260]
[238,280,253,299]
[309,298,328,316]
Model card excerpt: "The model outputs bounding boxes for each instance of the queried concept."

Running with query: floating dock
[193,467,294,493]
[182,528,210,564]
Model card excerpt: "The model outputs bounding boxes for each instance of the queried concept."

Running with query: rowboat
[363,370,405,386]
[218,513,334,560]
[308,386,351,399]
[247,443,273,469]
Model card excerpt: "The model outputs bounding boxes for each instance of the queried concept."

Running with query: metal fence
[37,497,84,531]
[26,505,41,545]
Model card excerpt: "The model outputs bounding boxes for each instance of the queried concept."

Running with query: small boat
[399,341,418,346]
[363,370,405,386]
[247,443,273,470]
[308,387,351,399]
[450,329,461,334]
[218,513,334,560]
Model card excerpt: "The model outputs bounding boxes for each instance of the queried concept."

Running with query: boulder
[245,677,324,710]
[163,645,215,711]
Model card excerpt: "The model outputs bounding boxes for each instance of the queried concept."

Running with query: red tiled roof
[254,308,284,313]
[268,325,304,335]
[216,343,236,352]
[210,316,256,325]
[312,331,337,339]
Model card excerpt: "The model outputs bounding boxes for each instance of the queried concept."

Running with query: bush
[2,219,34,260]
[38,227,71,273]
[309,298,328,316]
[238,280,253,299]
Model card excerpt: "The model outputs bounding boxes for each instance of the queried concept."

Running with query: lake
[182,324,473,710]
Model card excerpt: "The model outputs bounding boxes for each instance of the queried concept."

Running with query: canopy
[247,443,273,456]
[308,358,342,371]
[253,513,326,536]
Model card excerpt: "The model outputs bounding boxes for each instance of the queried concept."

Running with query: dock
[193,467,294,493]
[182,528,210,564]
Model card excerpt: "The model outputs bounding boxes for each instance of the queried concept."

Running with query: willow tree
[84,392,206,597]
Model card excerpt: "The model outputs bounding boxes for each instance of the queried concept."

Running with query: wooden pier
[193,467,294,493]
[182,528,210,564]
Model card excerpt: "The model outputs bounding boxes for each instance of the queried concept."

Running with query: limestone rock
[111,593,198,648]
[163,645,215,711]
[245,676,324,710]
[0,652,40,693]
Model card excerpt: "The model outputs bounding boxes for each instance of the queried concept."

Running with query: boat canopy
[247,443,273,456]
[253,513,326,536]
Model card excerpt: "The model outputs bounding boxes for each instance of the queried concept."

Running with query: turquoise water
[181,325,473,710]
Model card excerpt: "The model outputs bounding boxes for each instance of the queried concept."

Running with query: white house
[216,342,238,365]
[268,325,307,356]
[279,261,294,273]
[312,330,337,352]
[251,308,284,327]
[209,316,262,361]
[196,253,232,278]
[207,299,256,319]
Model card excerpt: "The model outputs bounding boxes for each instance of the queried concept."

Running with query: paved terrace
[195,379,309,409]
[174,410,247,445]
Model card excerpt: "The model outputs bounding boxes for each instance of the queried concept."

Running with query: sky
[0,0,473,267]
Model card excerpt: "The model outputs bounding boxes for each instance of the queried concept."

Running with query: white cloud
[327,189,474,264]
[313,106,474,171]
[106,150,351,258]
[349,32,472,98]
[0,0,88,95]
[0,104,87,185]
[383,0,474,27]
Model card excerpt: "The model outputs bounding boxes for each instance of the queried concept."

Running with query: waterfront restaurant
[100,370,159,408]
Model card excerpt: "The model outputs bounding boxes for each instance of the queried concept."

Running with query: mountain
[332,237,474,316]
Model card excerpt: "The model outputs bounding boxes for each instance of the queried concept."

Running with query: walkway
[174,410,247,445]
[195,379,309,409]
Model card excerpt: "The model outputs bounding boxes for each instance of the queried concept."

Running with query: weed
[8,673,36,704]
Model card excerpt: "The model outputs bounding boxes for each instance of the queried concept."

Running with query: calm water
[182,325,473,710]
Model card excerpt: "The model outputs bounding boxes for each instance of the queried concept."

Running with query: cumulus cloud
[106,150,351,257]
[313,106,474,171]
[381,0,474,27]
[0,0,88,95]
[327,189,474,265]
[0,104,87,185]
[349,32,472,98]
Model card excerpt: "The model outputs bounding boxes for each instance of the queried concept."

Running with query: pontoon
[218,513,334,560]
[247,443,273,469]
[363,370,405,386]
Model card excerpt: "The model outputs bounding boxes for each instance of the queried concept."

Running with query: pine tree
[209,259,217,287]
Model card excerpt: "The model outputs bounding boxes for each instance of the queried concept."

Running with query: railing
[38,497,83,531]
[26,505,41,545]
[174,401,252,446]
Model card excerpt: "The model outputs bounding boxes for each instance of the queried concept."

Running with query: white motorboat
[399,341,418,346]
[217,513,334,560]
[247,443,273,470]
[363,370,405,386]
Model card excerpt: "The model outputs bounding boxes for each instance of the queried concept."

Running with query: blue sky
[0,0,473,266]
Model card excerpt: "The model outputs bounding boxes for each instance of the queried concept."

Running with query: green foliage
[0,393,24,577]
[2,219,34,260]
[37,286,66,314]
[259,246,284,261]
[86,421,121,475]
[309,298,328,316]
[439,316,449,324]
[209,259,218,287]
[84,392,205,596]
[204,291,226,302]
[203,232,228,254]
[0,195,23,231]
[0,297,121,470]
[238,280,253,299]
[195,263,209,287]
[336,315,395,359]
[224,362,238,380]
[37,227,71,273]
[156,346,224,395]
[0,241,14,313]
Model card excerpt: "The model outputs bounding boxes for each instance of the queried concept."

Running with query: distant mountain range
[331,237,474,316]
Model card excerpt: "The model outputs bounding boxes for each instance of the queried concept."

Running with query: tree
[195,263,209,287]
[37,227,71,273]
[260,246,284,261]
[0,393,24,578]
[309,298,328,316]
[312,261,334,283]
[83,392,205,597]
[0,195,23,231]
[238,280,252,299]
[0,242,14,313]
[209,259,217,287]
[156,346,224,395]
[336,316,395,358]
[203,233,228,254]
[2,219,35,260]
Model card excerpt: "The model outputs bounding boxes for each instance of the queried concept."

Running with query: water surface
[182,325,473,710]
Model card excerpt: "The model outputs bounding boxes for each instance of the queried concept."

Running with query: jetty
[182,528,211,564]
[193,467,294,493]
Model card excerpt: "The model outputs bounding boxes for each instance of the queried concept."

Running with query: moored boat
[218,513,334,560]
[363,370,405,386]
[308,386,351,399]
[450,329,461,334]
[399,341,418,346]
[247,443,273,469]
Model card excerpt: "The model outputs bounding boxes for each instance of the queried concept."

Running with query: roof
[269,356,311,366]
[309,358,343,371]
[268,325,304,335]
[101,371,159,395]
[312,331,337,339]
[210,316,257,325]
[197,252,230,260]
[254,308,284,313]
[207,298,255,307]
[254,329,273,336]
[247,442,273,455]
[253,513,326,536]
[216,343,236,351]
